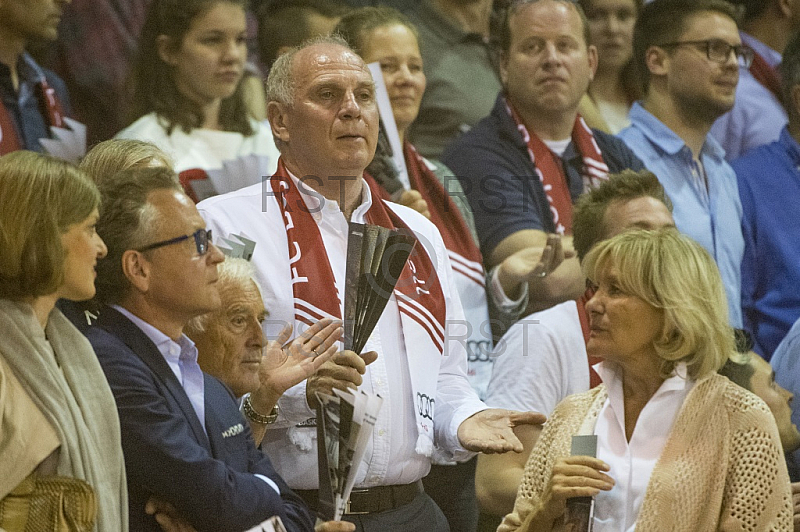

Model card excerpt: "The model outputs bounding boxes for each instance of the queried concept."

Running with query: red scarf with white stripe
[0,78,66,155]
[505,96,609,235]
[269,158,447,354]
[368,142,485,286]
[403,142,485,287]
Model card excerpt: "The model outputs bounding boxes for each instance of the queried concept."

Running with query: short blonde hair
[583,229,734,380]
[0,151,100,299]
[80,139,172,184]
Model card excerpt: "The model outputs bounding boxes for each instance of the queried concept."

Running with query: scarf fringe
[415,434,434,457]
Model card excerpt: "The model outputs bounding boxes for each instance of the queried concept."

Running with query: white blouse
[592,362,693,532]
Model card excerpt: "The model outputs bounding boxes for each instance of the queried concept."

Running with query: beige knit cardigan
[499,374,792,532]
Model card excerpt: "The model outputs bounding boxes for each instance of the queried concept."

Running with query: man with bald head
[199,36,543,530]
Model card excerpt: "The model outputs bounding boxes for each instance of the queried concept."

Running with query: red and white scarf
[0,77,65,155]
[505,96,609,235]
[403,142,485,288]
[367,142,494,400]
[270,158,447,454]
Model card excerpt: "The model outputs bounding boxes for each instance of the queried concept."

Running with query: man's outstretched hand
[457,409,546,454]
[315,520,356,532]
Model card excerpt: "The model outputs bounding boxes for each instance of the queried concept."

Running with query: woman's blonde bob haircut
[582,228,734,380]
[0,151,100,300]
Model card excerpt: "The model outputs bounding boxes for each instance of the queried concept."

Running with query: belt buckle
[345,495,370,516]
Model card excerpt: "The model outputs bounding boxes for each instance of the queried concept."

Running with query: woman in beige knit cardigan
[500,229,792,532]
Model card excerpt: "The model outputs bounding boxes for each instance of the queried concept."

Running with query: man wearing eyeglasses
[84,167,318,532]
[710,0,799,161]
[618,0,746,331]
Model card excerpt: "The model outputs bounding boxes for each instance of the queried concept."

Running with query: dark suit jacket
[86,306,313,532]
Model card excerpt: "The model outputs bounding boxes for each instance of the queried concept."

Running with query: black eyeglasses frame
[136,228,213,256]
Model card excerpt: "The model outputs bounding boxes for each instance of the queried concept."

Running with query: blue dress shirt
[619,103,744,328]
[732,127,800,358]
[771,316,800,479]
[112,305,206,432]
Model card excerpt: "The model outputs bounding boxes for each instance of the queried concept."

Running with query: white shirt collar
[285,168,372,222]
[594,360,691,397]
[111,304,197,363]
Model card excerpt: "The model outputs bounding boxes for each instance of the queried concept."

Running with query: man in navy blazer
[86,166,315,532]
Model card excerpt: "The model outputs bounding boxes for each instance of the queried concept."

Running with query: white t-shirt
[485,301,589,415]
[595,100,631,135]
[116,113,280,191]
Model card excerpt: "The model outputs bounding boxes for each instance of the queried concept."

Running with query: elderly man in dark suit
[85,166,320,532]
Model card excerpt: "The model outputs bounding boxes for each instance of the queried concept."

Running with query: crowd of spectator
[2,0,800,531]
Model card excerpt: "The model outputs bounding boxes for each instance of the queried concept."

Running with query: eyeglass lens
[707,40,753,67]
[193,229,212,255]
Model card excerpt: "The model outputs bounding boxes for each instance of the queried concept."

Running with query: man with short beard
[618,0,747,330]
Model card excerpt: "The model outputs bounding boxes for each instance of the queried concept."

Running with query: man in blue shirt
[0,0,72,154]
[618,0,746,329]
[771,316,800,480]
[732,31,800,359]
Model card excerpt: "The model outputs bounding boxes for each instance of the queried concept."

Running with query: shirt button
[378,429,385,436]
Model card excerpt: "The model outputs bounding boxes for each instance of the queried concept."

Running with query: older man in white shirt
[199,36,542,531]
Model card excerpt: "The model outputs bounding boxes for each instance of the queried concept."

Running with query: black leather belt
[296,481,423,515]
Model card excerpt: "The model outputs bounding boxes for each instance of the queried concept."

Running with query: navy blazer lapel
[203,374,226,458]
[96,306,210,448]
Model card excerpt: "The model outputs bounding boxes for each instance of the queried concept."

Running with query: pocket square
[221,423,244,438]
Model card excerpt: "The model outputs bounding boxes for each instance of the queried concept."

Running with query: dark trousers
[422,458,479,532]
[344,491,450,532]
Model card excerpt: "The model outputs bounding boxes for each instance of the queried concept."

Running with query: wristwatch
[243,396,278,424]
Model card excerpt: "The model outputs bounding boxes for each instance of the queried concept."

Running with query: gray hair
[80,139,173,185]
[266,33,355,106]
[185,258,262,335]
[95,166,182,304]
